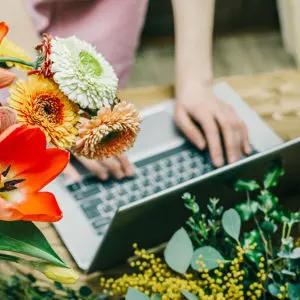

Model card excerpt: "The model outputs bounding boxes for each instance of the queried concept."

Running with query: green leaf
[221,209,241,241]
[288,283,300,300]
[0,221,65,267]
[191,246,225,271]
[151,294,162,300]
[182,290,199,300]
[268,283,280,297]
[263,166,284,189]
[236,201,259,221]
[125,288,150,300]
[0,253,20,263]
[278,248,300,259]
[258,190,278,211]
[234,179,260,192]
[261,221,277,234]
[164,228,193,274]
[290,248,300,259]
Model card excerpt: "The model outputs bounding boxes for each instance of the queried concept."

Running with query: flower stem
[0,57,35,68]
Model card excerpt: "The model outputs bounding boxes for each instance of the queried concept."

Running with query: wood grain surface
[0,69,299,289]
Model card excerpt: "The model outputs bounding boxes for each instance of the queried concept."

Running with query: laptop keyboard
[65,143,230,235]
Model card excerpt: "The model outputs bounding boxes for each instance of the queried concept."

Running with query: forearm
[172,0,215,93]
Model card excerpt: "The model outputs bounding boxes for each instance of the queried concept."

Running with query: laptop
[48,82,283,272]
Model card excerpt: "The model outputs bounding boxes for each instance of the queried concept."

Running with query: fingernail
[99,173,108,181]
[126,167,135,177]
[245,144,252,155]
[214,157,224,167]
[229,156,237,164]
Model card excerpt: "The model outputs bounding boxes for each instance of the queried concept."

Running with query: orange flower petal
[0,125,46,175]
[0,22,8,44]
[13,192,62,222]
[18,148,69,193]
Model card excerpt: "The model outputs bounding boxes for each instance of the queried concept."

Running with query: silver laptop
[48,82,283,272]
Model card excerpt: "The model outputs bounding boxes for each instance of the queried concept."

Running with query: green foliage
[221,209,241,241]
[191,246,225,272]
[164,228,193,274]
[125,288,150,300]
[234,179,260,192]
[288,283,300,300]
[183,194,223,247]
[263,164,284,189]
[181,290,198,300]
[183,164,299,299]
[0,221,65,267]
[0,274,98,300]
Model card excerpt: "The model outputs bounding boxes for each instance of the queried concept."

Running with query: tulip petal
[0,22,8,44]
[18,148,69,193]
[0,125,47,174]
[13,192,62,222]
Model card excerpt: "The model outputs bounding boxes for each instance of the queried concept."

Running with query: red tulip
[0,22,8,44]
[0,124,69,222]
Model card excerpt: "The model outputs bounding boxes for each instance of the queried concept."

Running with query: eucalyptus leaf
[221,209,241,241]
[182,290,199,300]
[191,246,225,271]
[290,248,300,259]
[268,283,280,297]
[164,228,193,274]
[125,288,150,300]
[151,294,162,300]
[263,166,284,189]
[288,283,300,300]
[0,221,65,267]
[234,179,260,192]
[281,269,296,277]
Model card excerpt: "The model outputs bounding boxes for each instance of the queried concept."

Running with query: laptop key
[66,182,81,193]
[92,218,110,229]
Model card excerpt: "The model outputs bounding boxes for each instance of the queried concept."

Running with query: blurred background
[127,0,296,87]
[1,0,299,88]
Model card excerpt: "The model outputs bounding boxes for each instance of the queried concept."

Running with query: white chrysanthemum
[50,36,118,110]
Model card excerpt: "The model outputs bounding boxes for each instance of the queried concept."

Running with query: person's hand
[64,154,135,181]
[174,82,252,167]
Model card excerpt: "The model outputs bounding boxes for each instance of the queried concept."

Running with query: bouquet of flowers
[100,165,300,300]
[0,21,140,284]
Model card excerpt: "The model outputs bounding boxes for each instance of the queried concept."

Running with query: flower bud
[0,68,15,88]
[40,264,79,284]
[0,106,16,134]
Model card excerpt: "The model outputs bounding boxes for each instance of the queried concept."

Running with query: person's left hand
[174,82,252,167]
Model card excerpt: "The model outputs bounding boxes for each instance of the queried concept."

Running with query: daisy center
[34,93,64,124]
[79,50,102,77]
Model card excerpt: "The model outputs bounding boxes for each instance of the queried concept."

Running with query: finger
[78,157,109,180]
[63,163,81,182]
[174,105,206,150]
[101,157,126,179]
[240,121,252,155]
[118,154,135,177]
[199,114,224,167]
[215,109,240,164]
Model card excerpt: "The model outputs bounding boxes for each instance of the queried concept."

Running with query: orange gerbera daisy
[74,101,140,160]
[0,124,69,222]
[9,75,79,149]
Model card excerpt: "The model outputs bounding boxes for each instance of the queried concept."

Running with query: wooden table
[1,69,300,287]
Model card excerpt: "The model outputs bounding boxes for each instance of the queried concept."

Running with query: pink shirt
[25,0,148,87]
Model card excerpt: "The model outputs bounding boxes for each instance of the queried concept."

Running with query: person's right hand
[64,154,135,182]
